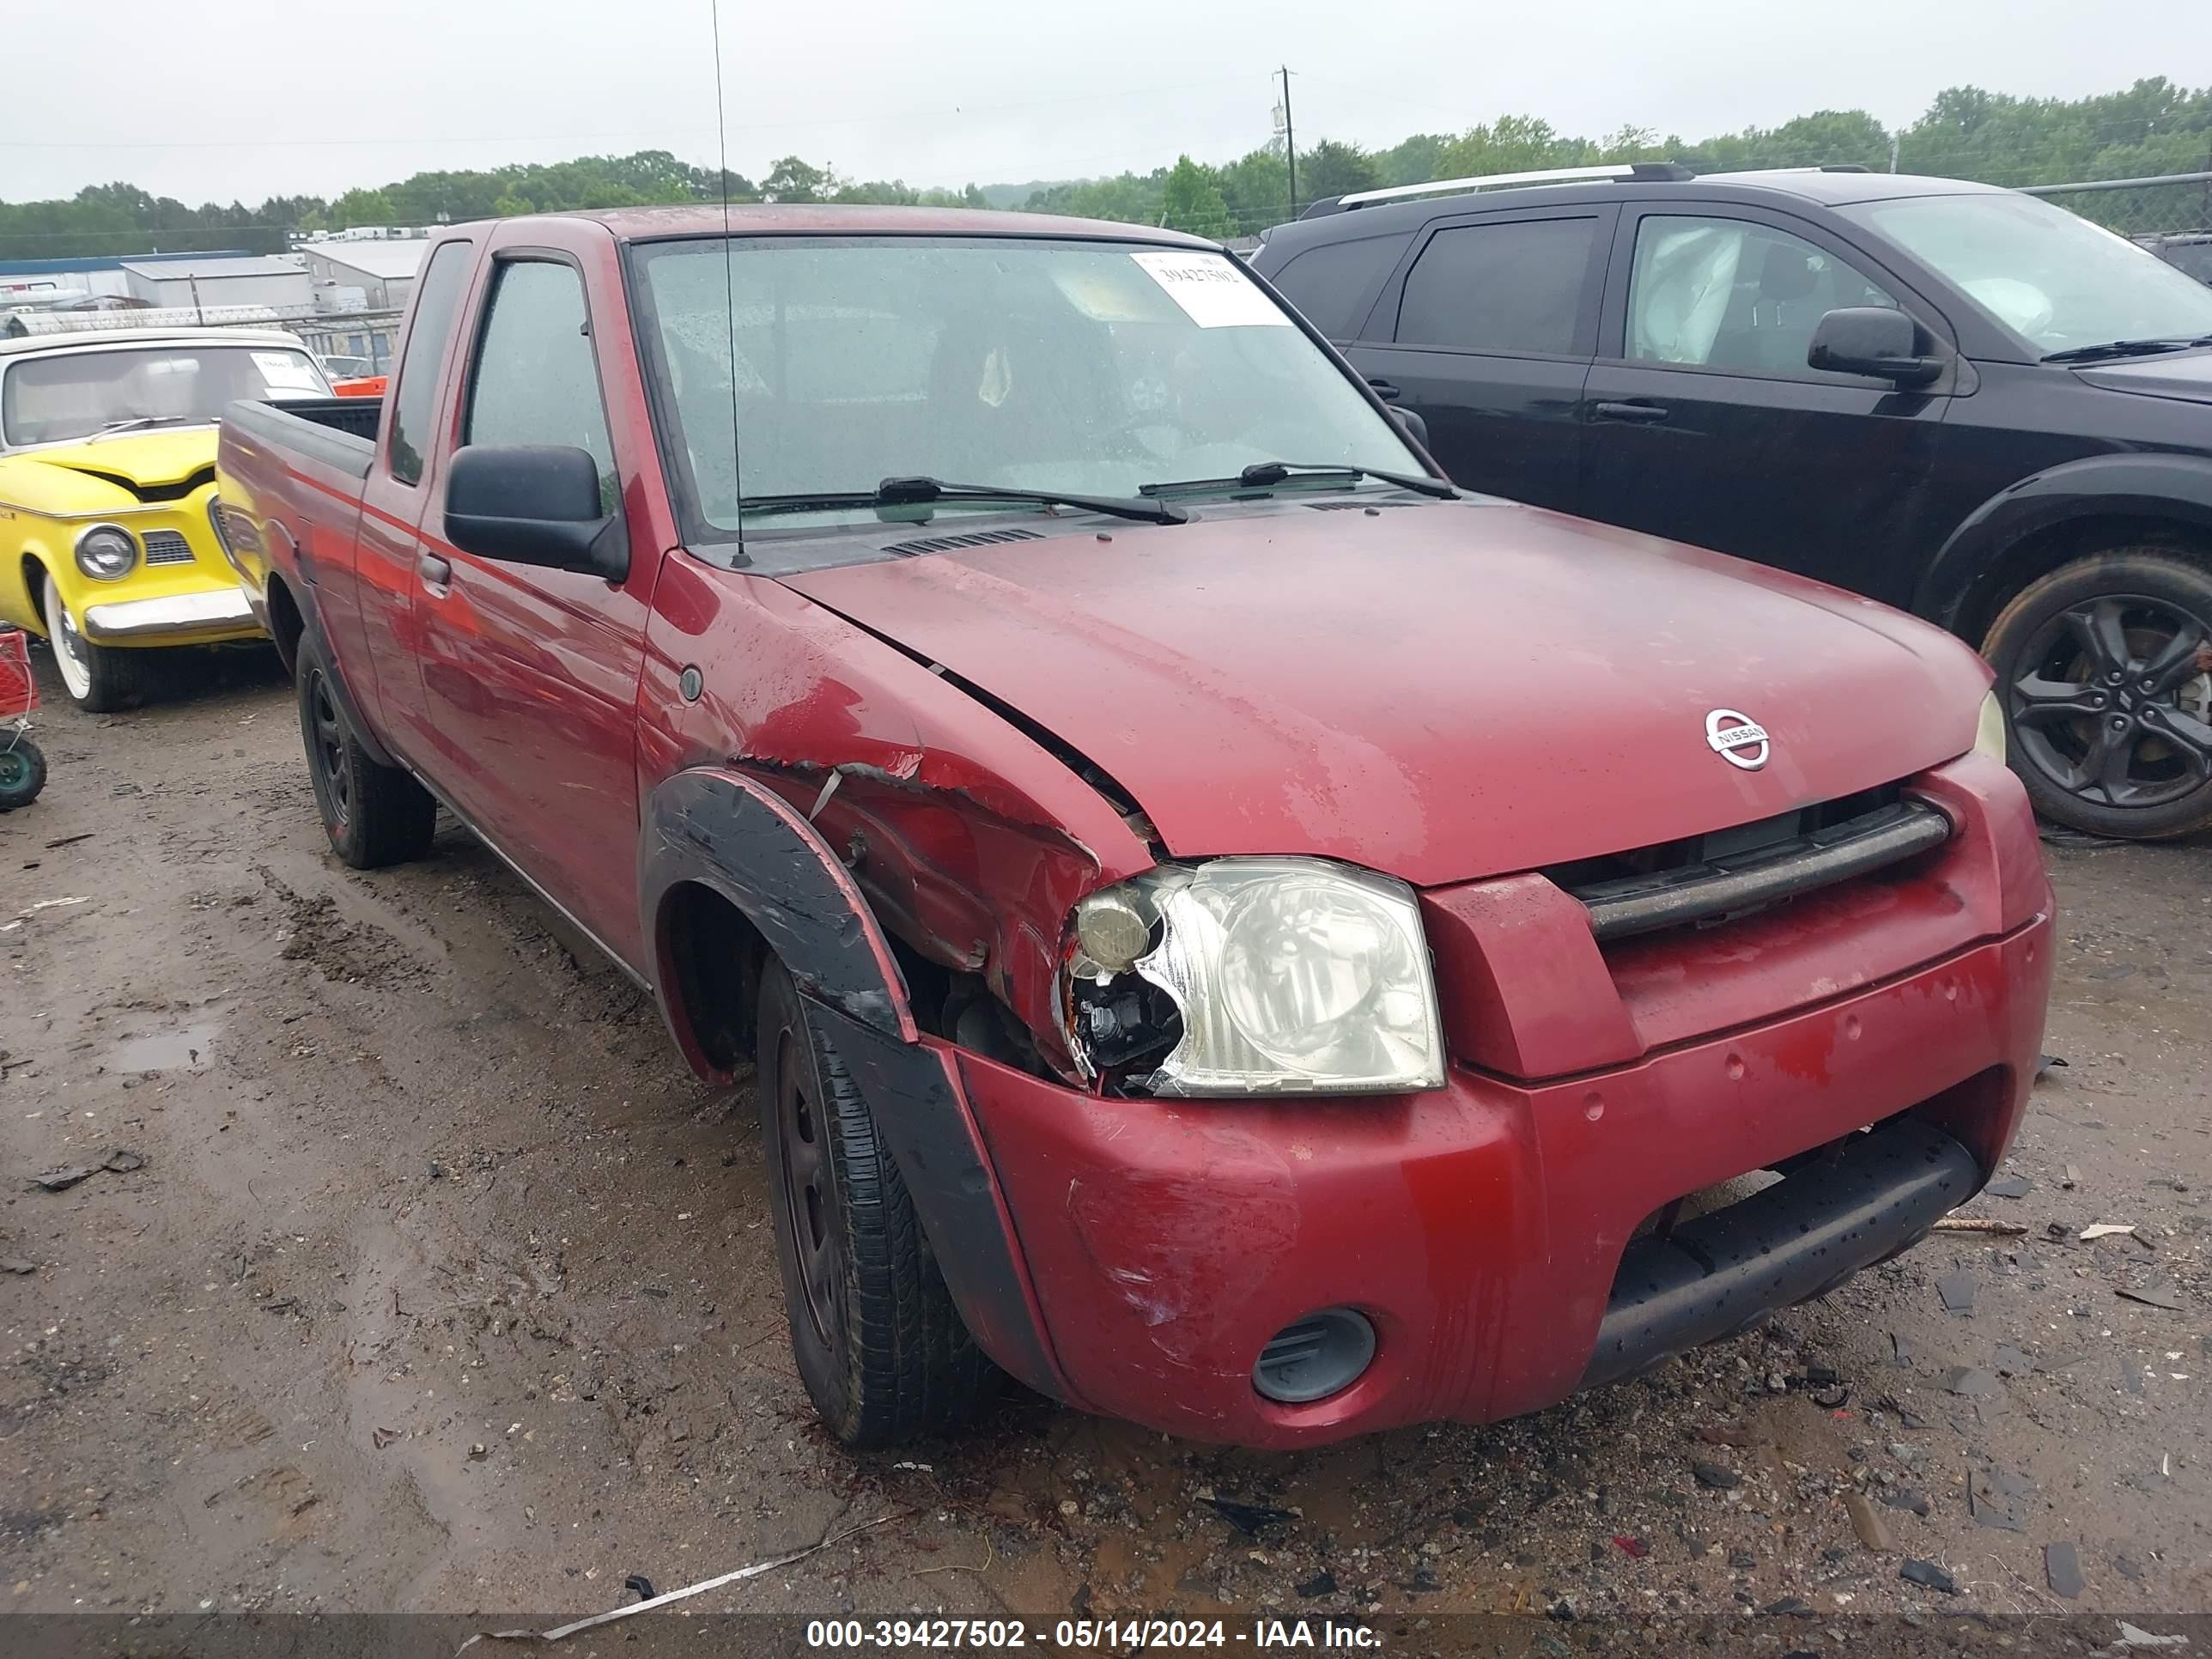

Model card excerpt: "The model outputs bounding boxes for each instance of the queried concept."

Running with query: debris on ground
[2036,1052,2069,1075]
[2081,1223,2136,1241]
[101,1147,144,1173]
[2117,1281,2185,1312]
[29,1165,94,1192]
[371,1427,400,1449]
[2046,1541,2084,1599]
[458,1514,902,1650]
[1610,1535,1649,1559]
[1205,1497,1298,1536]
[1881,1488,1933,1517]
[623,1575,656,1602]
[1942,1367,2001,1397]
[1691,1462,1741,1491]
[1930,1217,2027,1236]
[1936,1270,1977,1313]
[1992,1345,2033,1377]
[1295,1570,1336,1597]
[1844,1492,1893,1553]
[2109,1623,2191,1650]
[1967,1462,2034,1532]
[1899,1558,1958,1594]
[0,1255,35,1274]
[1695,1421,1753,1447]
[1984,1175,2034,1199]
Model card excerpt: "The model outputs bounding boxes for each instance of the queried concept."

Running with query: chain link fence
[2023,171,2212,280]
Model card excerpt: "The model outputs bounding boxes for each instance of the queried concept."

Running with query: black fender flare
[637,766,1067,1401]
[1912,451,2212,635]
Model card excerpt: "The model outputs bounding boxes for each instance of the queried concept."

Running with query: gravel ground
[2,645,2207,1648]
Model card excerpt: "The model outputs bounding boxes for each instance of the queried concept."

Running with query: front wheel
[755,957,1000,1447]
[41,572,148,714]
[1984,549,2212,840]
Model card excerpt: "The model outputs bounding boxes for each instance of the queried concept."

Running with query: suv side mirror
[445,445,627,580]
[1807,307,1942,386]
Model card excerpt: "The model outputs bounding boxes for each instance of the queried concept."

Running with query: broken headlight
[1064,857,1444,1097]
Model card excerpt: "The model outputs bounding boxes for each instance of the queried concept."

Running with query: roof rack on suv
[1304,161,1695,218]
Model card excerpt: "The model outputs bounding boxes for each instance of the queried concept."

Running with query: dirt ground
[3,644,2208,1645]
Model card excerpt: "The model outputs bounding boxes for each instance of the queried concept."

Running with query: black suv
[1253,166,2212,839]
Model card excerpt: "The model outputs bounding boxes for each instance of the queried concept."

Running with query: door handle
[1365,376,1403,403]
[1593,400,1669,424]
[417,551,452,591]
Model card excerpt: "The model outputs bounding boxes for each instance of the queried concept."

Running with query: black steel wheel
[754,957,1000,1447]
[1985,550,2212,840]
[294,632,437,868]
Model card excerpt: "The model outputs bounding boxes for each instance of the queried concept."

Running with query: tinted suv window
[465,259,621,518]
[1627,216,1894,377]
[1269,234,1411,338]
[1395,217,1598,356]
[386,240,471,486]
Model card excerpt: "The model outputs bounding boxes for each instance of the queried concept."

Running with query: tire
[755,957,1000,1447]
[41,570,149,714]
[0,737,45,811]
[1983,548,2212,840]
[295,632,436,868]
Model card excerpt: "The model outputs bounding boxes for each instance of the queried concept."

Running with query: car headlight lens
[1973,688,2006,764]
[1066,857,1443,1096]
[74,524,139,581]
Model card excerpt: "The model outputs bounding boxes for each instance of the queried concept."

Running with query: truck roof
[550,203,1223,249]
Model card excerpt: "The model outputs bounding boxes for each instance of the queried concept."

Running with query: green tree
[1159,155,1234,239]
[491,192,536,217]
[1298,139,1379,204]
[763,155,837,203]
[330,187,395,228]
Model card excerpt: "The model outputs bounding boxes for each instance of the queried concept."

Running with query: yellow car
[0,327,332,710]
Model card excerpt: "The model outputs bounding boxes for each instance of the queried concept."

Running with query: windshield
[632,236,1425,533]
[0,343,330,447]
[1843,191,2212,356]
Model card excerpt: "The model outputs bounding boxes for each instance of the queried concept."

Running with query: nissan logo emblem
[1705,709,1771,771]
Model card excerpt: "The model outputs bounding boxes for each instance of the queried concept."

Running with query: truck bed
[222,396,380,482]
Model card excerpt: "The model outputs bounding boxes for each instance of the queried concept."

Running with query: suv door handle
[417,551,453,591]
[1593,400,1669,424]
[1365,376,1403,403]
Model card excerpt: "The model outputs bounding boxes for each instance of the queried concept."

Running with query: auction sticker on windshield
[1130,250,1290,328]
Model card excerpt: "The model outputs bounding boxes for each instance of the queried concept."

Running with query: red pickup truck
[214,206,2052,1450]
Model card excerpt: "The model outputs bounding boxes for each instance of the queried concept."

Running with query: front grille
[1549,786,1953,943]
[141,530,194,566]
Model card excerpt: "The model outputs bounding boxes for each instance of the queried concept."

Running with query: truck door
[410,246,659,967]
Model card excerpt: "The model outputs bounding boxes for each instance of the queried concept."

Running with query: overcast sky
[7,0,2208,206]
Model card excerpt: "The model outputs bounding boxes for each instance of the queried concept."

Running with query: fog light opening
[1253,1307,1376,1404]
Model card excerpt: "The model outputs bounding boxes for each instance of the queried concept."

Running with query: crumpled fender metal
[637,764,1071,1401]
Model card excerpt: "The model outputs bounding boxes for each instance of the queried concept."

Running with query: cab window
[464,259,622,520]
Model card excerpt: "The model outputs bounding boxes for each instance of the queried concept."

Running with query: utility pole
[1280,65,1299,220]
[1888,129,1901,173]
[188,272,204,325]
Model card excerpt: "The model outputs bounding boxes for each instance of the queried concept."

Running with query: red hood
[779,500,1991,886]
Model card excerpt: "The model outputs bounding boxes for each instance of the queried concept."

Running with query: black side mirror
[1807,307,1942,386]
[445,445,627,580]
[1391,406,1431,451]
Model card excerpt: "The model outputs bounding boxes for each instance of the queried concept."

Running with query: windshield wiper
[87,415,201,439]
[737,476,1187,526]
[1139,460,1456,501]
[2042,335,2212,364]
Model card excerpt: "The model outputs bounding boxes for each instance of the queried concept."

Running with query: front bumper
[940,756,2053,1447]
[82,586,258,643]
